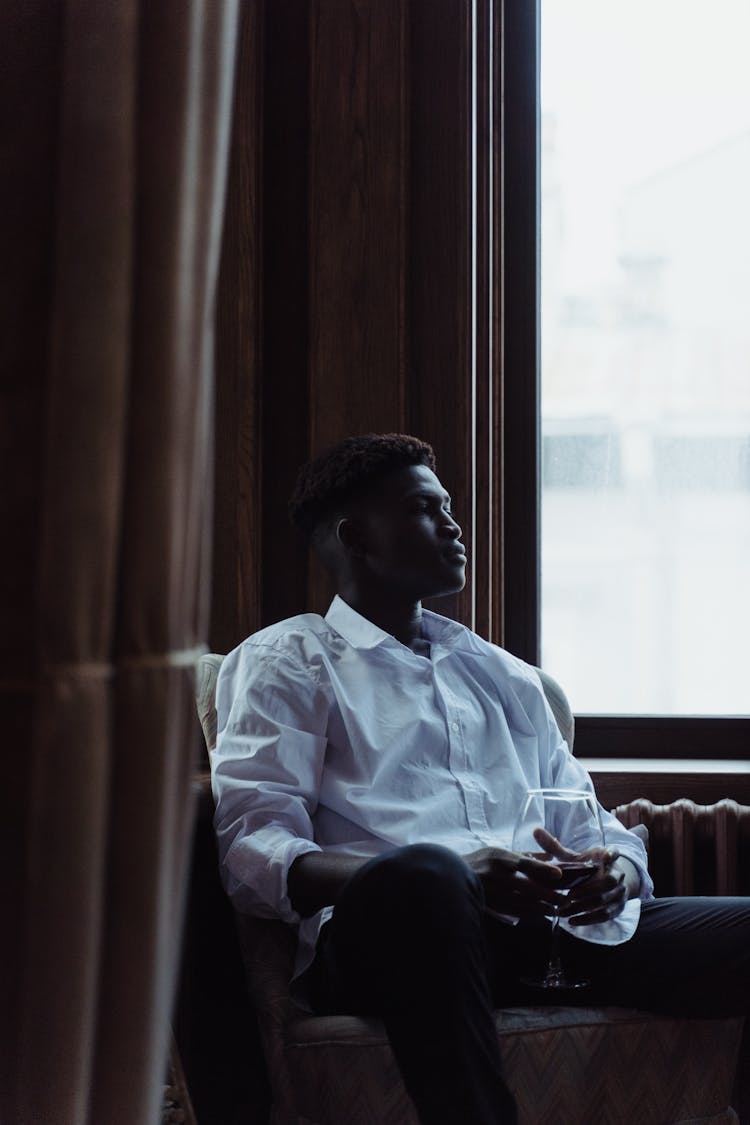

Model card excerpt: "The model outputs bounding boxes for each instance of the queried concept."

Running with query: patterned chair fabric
[197,653,744,1125]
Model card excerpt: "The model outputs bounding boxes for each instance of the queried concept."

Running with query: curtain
[1,2,238,1122]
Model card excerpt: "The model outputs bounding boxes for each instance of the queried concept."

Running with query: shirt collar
[324,594,481,654]
[420,609,476,650]
[324,595,394,649]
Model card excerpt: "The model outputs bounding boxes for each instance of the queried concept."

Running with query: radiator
[613,798,750,897]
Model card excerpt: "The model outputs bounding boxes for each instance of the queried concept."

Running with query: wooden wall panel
[212,1,264,652]
[212,0,494,639]
[306,0,409,612]
[260,0,311,628]
[499,0,540,660]
[308,0,407,442]
[475,0,498,643]
[407,0,474,628]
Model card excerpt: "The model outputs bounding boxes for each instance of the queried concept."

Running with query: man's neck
[337,589,424,649]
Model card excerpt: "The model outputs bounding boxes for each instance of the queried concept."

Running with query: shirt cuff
[224,829,321,924]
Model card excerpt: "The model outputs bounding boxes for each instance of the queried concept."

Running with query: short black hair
[289,432,436,537]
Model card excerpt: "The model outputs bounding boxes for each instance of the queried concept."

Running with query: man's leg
[561,897,750,1016]
[562,897,750,1122]
[306,843,516,1125]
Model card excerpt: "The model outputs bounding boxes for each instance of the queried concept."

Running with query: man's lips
[444,544,467,563]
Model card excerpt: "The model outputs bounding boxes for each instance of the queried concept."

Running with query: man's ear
[336,516,368,558]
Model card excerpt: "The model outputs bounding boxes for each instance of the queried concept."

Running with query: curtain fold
[3,3,239,1122]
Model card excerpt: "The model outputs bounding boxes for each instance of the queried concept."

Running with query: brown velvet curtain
[2,3,238,1122]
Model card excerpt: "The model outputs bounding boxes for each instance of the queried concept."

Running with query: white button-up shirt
[211,596,653,981]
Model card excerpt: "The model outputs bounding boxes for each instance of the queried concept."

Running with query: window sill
[579,758,750,810]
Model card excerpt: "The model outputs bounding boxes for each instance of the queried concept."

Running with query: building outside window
[539,0,750,717]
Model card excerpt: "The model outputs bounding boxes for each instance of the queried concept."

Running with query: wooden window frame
[495,0,750,765]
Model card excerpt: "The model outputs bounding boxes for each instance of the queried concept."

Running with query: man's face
[352,463,467,601]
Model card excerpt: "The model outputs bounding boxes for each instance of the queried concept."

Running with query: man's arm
[289,845,570,920]
[211,646,329,921]
[529,667,654,904]
[287,852,368,917]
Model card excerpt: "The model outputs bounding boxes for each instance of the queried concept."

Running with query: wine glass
[511,787,605,990]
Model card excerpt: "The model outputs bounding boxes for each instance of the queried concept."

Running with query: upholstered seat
[234,910,741,1125]
[197,653,744,1125]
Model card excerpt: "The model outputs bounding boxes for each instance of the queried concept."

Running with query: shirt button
[451,721,460,732]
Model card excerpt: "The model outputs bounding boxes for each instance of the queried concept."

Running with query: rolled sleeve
[220,824,321,923]
[544,721,654,942]
[550,745,654,903]
[210,644,330,922]
[527,665,654,904]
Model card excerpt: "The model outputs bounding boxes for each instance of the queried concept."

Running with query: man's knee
[346,843,482,917]
[329,844,487,993]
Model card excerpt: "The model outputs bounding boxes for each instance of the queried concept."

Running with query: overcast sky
[542,0,750,285]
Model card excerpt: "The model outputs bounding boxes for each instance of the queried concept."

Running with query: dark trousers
[306,843,750,1125]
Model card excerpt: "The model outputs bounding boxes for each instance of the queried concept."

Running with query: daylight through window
[540,0,750,715]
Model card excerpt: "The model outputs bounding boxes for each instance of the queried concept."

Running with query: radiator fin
[612,798,750,897]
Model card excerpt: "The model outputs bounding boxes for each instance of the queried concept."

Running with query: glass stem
[545,913,563,984]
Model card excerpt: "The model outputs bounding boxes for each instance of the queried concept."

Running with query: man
[211,433,749,1124]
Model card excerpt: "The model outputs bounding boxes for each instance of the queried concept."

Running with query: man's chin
[427,572,468,600]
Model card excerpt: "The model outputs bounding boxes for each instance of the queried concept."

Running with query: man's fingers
[532,827,577,861]
[530,833,621,872]
[561,874,628,924]
[483,864,567,916]
[517,853,563,883]
[507,867,564,901]
[561,869,624,909]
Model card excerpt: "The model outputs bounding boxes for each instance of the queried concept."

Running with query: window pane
[540,0,750,714]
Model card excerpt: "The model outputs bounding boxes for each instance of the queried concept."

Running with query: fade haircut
[289,433,436,538]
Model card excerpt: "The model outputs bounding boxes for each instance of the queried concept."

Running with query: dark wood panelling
[213,0,495,636]
[260,0,311,628]
[212,1,264,651]
[499,0,540,661]
[490,2,506,647]
[306,0,409,613]
[308,0,407,440]
[473,0,496,642]
[408,0,474,628]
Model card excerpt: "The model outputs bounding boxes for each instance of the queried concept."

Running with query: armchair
[195,653,745,1125]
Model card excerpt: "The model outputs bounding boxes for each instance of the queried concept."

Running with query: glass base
[520,973,589,991]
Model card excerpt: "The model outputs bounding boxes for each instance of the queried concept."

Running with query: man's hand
[532,827,639,926]
[464,845,567,920]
